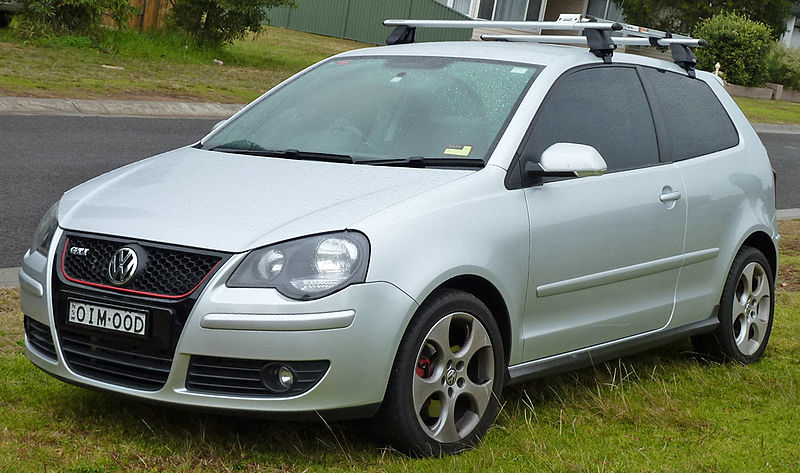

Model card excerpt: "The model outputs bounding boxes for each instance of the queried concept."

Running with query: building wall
[266,0,472,45]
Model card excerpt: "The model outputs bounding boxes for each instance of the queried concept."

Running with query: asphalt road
[1,115,218,268]
[1,115,798,268]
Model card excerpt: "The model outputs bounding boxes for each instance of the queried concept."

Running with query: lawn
[0,26,366,104]
[733,97,800,126]
[1,220,798,472]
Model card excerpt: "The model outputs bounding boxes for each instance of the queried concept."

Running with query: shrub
[693,12,773,87]
[766,44,800,91]
[169,0,295,46]
[16,0,135,37]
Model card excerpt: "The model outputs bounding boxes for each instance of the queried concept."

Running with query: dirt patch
[0,288,23,355]
[778,262,800,293]
[779,219,800,256]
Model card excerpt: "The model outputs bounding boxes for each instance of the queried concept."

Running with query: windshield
[202,56,542,166]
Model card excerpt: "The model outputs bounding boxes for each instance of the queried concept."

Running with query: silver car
[20,22,778,456]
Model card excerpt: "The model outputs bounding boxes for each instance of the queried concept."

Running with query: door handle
[659,191,682,202]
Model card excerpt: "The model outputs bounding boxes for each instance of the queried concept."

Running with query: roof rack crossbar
[383,15,705,76]
[481,34,706,48]
[383,19,624,31]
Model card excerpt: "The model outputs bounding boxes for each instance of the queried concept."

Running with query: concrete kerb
[3,96,800,131]
[0,267,20,289]
[753,124,800,135]
[0,96,245,119]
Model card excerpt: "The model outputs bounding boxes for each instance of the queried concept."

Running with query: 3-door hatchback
[21,19,778,456]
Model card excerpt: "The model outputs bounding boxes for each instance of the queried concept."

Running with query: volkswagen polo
[20,18,779,456]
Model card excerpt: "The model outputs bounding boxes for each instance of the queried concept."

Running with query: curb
[0,267,20,289]
[753,123,800,134]
[778,208,800,220]
[0,96,245,119]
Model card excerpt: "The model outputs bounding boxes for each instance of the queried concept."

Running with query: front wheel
[376,289,504,456]
[693,246,775,363]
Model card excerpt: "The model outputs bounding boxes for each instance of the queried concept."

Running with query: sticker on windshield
[510,67,528,74]
[444,145,473,157]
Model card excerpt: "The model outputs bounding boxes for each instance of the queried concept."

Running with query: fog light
[261,363,295,393]
[277,365,294,389]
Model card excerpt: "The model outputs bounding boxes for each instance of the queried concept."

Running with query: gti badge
[108,247,138,286]
[69,247,90,256]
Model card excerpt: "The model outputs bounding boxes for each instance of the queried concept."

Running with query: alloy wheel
[412,312,495,443]
[731,261,771,356]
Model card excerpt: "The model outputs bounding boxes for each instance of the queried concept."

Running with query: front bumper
[20,229,418,418]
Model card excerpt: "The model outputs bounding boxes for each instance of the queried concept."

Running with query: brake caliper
[416,357,432,378]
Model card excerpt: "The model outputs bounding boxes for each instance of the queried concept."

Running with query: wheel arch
[421,274,512,365]
[741,230,778,279]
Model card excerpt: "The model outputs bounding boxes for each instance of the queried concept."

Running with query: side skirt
[506,309,719,385]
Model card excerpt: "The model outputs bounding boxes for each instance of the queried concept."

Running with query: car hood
[59,148,470,253]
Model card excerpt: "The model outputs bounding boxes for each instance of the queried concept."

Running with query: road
[1,115,217,268]
[1,115,798,268]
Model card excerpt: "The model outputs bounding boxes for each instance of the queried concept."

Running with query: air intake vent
[58,330,173,391]
[24,316,57,361]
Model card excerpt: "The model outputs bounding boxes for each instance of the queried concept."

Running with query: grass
[733,97,800,125]
[0,26,366,103]
[1,220,798,472]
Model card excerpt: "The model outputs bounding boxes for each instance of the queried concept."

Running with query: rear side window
[524,66,659,172]
[640,68,739,161]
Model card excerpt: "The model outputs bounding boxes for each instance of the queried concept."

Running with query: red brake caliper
[416,356,432,378]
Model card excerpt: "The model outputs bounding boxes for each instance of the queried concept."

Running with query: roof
[338,41,691,76]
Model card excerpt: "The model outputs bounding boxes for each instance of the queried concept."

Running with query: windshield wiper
[358,156,485,169]
[206,143,353,164]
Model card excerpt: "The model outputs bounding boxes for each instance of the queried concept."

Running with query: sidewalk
[3,96,800,132]
[0,96,245,119]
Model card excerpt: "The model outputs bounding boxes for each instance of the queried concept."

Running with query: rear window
[640,68,739,161]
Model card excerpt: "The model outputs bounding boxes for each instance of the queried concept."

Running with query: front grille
[186,356,329,397]
[24,316,57,361]
[58,329,173,391]
[53,234,230,391]
[62,234,223,298]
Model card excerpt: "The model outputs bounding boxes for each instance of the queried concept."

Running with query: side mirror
[525,143,608,178]
[211,119,227,131]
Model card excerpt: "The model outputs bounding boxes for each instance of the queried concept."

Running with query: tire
[375,289,504,456]
[692,246,775,364]
[0,13,11,28]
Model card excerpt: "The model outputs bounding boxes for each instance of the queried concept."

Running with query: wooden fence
[103,0,171,31]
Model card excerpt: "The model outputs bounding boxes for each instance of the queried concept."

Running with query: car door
[512,65,688,361]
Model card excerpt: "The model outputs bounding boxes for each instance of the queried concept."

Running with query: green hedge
[694,12,773,87]
[16,0,134,37]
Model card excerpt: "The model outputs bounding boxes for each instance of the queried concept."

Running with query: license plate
[68,300,147,336]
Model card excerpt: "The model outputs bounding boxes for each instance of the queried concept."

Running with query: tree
[169,0,295,46]
[611,0,792,39]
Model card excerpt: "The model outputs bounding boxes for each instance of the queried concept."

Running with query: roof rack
[383,15,706,77]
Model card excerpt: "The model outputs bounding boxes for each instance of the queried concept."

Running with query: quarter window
[640,67,739,161]
[524,66,660,173]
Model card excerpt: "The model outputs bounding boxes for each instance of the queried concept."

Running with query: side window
[523,66,659,173]
[640,67,739,161]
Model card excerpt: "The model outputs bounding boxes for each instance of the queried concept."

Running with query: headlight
[227,232,370,300]
[30,202,59,256]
